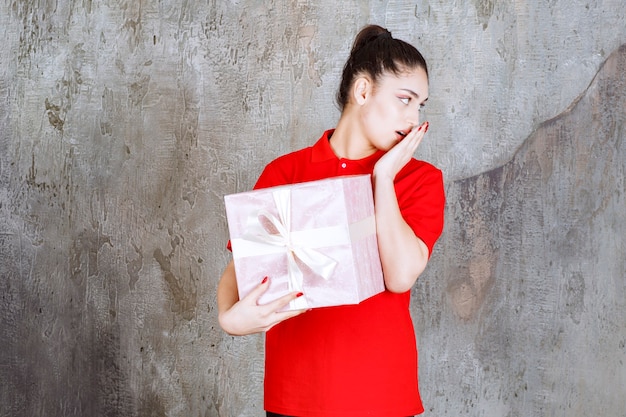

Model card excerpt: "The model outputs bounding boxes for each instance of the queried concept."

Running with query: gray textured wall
[1,1,624,416]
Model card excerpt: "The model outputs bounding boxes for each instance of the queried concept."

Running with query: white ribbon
[231,187,376,310]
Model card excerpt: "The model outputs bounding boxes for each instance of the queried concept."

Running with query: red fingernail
[424,121,429,133]
[262,276,268,284]
[296,292,304,298]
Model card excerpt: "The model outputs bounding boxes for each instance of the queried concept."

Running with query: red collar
[311,129,385,169]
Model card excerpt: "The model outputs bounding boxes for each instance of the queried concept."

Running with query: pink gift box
[224,174,384,311]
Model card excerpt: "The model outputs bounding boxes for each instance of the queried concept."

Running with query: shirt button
[341,162,347,168]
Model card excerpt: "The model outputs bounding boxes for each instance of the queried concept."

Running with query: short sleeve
[253,161,287,190]
[396,162,445,256]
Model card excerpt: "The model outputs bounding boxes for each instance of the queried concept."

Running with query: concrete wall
[0,1,624,416]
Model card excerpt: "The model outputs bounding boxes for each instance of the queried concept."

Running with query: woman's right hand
[217,261,307,336]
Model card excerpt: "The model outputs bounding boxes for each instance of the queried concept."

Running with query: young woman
[217,24,445,417]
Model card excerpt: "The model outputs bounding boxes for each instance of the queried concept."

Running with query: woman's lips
[396,130,409,141]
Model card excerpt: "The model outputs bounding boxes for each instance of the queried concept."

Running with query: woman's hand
[217,261,307,336]
[373,121,428,181]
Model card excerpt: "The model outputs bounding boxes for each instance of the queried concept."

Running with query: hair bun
[377,29,393,40]
[350,24,390,54]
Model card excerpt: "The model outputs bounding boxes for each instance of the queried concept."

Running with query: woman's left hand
[373,121,428,181]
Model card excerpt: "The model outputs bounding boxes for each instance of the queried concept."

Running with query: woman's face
[359,67,429,151]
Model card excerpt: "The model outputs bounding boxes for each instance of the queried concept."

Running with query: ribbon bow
[240,188,339,309]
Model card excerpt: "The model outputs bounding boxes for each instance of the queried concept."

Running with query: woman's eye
[399,97,410,105]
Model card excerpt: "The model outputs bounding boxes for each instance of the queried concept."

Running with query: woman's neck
[330,113,378,160]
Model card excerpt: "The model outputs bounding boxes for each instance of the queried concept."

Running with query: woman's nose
[407,110,420,127]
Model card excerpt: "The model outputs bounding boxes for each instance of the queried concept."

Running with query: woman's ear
[352,76,372,106]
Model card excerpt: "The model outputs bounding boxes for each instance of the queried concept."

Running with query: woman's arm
[372,122,430,293]
[217,260,306,335]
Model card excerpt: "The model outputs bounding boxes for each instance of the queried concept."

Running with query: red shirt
[254,130,445,416]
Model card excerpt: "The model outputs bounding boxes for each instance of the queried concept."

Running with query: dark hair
[336,25,428,110]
